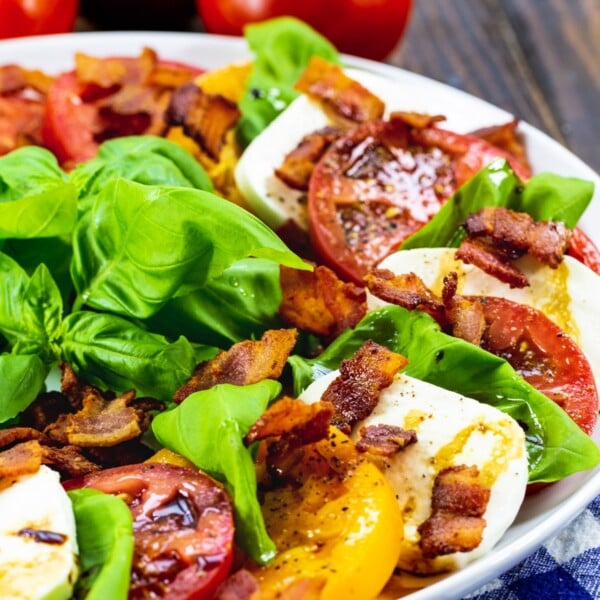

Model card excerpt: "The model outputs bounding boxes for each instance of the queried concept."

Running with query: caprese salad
[0,16,599,600]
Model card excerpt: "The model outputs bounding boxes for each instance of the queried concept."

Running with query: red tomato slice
[472,296,598,435]
[65,462,235,600]
[568,227,600,276]
[308,118,532,284]
[42,58,203,166]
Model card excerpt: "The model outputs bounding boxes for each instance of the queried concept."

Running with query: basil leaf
[68,488,134,600]
[59,311,198,401]
[237,17,339,146]
[148,258,284,347]
[70,135,213,200]
[401,160,595,250]
[0,353,48,422]
[152,381,281,564]
[289,306,600,483]
[0,253,62,361]
[0,146,76,239]
[71,178,308,319]
[517,172,594,227]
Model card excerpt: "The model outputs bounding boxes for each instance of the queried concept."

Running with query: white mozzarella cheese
[371,248,600,391]
[300,370,528,575]
[234,68,432,231]
[0,465,79,600]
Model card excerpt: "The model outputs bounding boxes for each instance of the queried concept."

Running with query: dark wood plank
[389,0,599,172]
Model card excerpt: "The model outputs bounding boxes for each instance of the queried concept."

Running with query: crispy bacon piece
[445,294,486,346]
[364,268,445,323]
[323,340,407,433]
[46,388,142,448]
[0,65,53,95]
[470,118,530,171]
[245,397,333,449]
[280,264,366,338]
[174,329,298,404]
[389,111,446,129]
[40,444,102,479]
[0,441,43,487]
[0,427,50,448]
[418,465,490,559]
[215,570,260,600]
[457,207,572,288]
[355,424,417,456]
[166,82,241,160]
[294,56,385,124]
[275,126,341,190]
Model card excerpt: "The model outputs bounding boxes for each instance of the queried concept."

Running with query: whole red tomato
[197,0,413,60]
[0,0,78,39]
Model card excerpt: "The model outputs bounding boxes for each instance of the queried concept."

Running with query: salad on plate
[0,17,599,600]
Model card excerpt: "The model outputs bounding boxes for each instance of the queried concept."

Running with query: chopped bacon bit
[41,444,102,479]
[418,465,490,558]
[174,329,298,404]
[0,427,50,448]
[355,424,417,456]
[245,397,333,449]
[364,268,446,324]
[275,126,341,190]
[0,65,53,96]
[165,82,241,160]
[389,111,446,129]
[0,441,43,487]
[280,264,366,339]
[294,56,385,124]
[445,295,486,345]
[215,569,259,600]
[470,118,530,171]
[323,340,407,433]
[21,391,74,432]
[0,96,45,155]
[46,388,142,448]
[456,238,530,288]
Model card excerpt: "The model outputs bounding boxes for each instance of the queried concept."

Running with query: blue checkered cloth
[466,496,600,599]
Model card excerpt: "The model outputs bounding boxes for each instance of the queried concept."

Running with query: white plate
[1,30,598,600]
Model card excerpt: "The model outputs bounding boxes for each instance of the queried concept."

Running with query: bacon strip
[0,441,43,487]
[275,126,341,190]
[355,424,417,456]
[294,56,385,124]
[457,207,572,288]
[174,329,298,404]
[166,82,241,160]
[418,465,490,558]
[280,264,366,338]
[389,111,446,129]
[323,340,407,432]
[470,118,530,171]
[245,397,333,449]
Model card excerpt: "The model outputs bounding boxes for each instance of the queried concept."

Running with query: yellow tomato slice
[251,428,403,599]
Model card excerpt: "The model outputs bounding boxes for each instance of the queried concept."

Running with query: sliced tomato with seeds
[65,462,235,600]
[472,295,598,435]
[308,118,532,284]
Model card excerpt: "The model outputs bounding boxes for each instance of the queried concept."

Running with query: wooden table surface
[390,0,599,173]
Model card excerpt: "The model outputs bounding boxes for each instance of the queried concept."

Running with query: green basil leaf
[237,17,340,146]
[0,253,63,360]
[70,135,213,200]
[71,178,308,319]
[68,488,134,600]
[517,172,594,227]
[289,305,600,483]
[0,353,48,422]
[152,381,281,564]
[0,146,76,239]
[59,311,198,401]
[148,258,284,347]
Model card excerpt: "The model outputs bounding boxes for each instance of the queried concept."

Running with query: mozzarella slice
[0,465,79,600]
[300,371,528,575]
[370,248,600,390]
[234,68,437,231]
